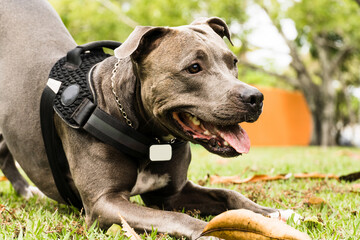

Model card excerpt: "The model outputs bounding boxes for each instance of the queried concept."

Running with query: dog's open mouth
[172,112,250,156]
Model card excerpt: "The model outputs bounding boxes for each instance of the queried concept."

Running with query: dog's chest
[130,170,170,196]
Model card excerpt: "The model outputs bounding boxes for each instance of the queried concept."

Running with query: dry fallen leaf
[210,174,291,185]
[201,209,311,240]
[293,173,339,180]
[118,213,141,240]
[306,196,326,206]
[210,175,242,184]
[208,172,339,185]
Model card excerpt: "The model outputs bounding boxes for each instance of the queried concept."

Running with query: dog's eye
[187,63,202,74]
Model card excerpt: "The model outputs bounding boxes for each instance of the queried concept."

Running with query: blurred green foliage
[49,0,360,94]
[287,0,360,47]
[50,0,132,43]
[49,0,247,44]
[287,0,360,128]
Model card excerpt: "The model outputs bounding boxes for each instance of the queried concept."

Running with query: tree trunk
[310,109,322,145]
[315,35,338,146]
[255,5,350,146]
[308,92,337,146]
[320,113,337,146]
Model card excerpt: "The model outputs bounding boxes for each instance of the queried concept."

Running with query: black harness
[40,41,184,208]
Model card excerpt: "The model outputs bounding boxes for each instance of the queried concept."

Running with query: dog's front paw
[268,209,301,224]
[21,186,46,200]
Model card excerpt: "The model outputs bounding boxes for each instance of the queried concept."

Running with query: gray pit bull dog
[0,0,298,239]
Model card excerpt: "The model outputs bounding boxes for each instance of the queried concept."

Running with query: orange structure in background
[242,87,313,146]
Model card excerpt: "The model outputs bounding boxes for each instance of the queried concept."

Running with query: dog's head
[114,17,263,157]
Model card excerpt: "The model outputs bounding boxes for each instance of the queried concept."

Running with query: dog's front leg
[89,193,208,239]
[143,180,277,217]
[57,124,208,239]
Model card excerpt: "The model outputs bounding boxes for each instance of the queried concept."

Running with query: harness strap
[72,99,152,159]
[72,96,184,160]
[40,85,83,209]
[66,40,123,68]
[40,41,122,208]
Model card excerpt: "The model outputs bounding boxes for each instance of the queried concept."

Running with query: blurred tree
[49,0,134,44]
[49,0,247,44]
[240,0,360,146]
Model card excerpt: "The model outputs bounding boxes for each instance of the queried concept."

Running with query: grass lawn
[1,145,360,239]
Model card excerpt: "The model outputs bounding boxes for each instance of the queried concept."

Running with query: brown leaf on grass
[208,172,339,185]
[210,174,291,184]
[0,176,8,181]
[209,175,241,184]
[0,204,17,221]
[201,209,311,240]
[118,213,141,240]
[0,204,5,213]
[294,172,339,180]
[306,196,326,206]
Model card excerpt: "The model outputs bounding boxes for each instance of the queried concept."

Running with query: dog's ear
[191,17,233,46]
[114,26,170,62]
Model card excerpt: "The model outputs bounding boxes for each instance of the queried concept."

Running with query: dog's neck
[91,56,174,143]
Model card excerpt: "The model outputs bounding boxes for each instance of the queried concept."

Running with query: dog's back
[0,0,76,200]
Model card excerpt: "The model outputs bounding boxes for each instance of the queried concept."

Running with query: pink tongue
[218,126,250,154]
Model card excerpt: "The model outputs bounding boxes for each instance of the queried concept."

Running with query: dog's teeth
[185,113,201,126]
[224,141,229,146]
[204,130,211,136]
[191,117,201,126]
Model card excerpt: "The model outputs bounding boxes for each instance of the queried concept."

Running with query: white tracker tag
[149,144,172,161]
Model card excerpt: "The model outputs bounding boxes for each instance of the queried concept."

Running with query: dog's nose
[240,88,264,109]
